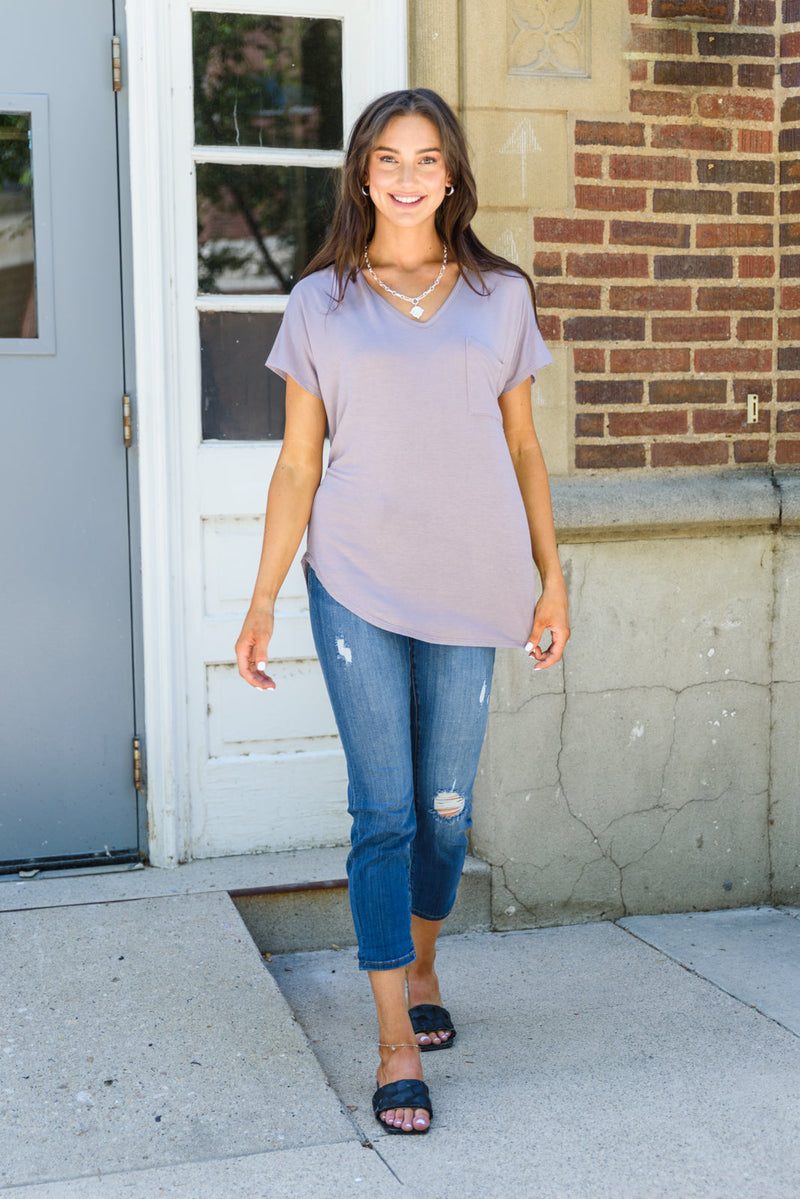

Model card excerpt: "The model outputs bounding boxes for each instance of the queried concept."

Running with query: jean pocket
[465,336,505,420]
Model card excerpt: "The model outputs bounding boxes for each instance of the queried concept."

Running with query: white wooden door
[134,0,407,860]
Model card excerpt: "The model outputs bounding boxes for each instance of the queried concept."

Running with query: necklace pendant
[409,304,424,319]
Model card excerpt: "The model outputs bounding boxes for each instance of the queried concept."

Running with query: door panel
[0,0,138,869]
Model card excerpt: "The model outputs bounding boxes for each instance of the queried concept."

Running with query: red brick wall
[533,0,800,470]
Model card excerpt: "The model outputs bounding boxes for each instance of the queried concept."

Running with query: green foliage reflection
[0,114,32,211]
[192,13,342,294]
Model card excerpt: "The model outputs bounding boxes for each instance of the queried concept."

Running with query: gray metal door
[0,0,140,870]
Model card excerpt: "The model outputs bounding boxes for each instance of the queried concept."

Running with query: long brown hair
[302,88,537,313]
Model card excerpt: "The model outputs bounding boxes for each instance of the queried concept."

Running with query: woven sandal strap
[372,1078,433,1117]
[408,1004,455,1035]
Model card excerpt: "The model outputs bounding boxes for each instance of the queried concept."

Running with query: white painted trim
[186,0,349,14]
[342,0,408,134]
[195,294,289,312]
[126,0,192,866]
[193,146,345,168]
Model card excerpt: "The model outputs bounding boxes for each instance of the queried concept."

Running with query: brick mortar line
[625,54,778,61]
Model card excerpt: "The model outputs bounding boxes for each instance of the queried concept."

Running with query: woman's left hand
[525,580,570,670]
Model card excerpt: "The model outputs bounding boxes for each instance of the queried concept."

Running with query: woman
[235,88,569,1136]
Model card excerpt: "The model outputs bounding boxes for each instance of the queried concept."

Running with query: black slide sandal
[372,1078,433,1134]
[409,1003,457,1051]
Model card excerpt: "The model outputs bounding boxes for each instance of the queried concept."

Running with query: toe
[417,1029,450,1046]
[379,1105,429,1133]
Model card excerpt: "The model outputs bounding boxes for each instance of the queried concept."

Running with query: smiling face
[365,113,451,233]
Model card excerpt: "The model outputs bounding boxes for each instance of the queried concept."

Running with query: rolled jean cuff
[358,947,417,973]
[410,905,453,923]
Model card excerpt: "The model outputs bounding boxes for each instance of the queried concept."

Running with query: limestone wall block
[464,109,569,212]
[463,0,627,114]
[475,533,780,928]
[562,538,774,694]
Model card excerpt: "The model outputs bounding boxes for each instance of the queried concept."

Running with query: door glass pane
[200,311,286,440]
[197,162,338,295]
[192,13,343,151]
[0,111,35,338]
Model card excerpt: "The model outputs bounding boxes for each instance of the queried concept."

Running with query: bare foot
[406,966,453,1048]
[376,1044,430,1133]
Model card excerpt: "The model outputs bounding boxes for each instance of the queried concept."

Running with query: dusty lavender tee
[266,266,553,648]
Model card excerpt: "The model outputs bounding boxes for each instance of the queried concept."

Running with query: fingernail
[524,642,534,653]
[256,661,266,672]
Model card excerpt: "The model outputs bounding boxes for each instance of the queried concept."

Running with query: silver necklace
[363,244,448,320]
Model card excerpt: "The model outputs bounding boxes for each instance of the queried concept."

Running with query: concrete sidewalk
[1,863,799,1197]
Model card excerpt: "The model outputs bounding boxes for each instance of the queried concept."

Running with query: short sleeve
[498,275,553,395]
[265,282,322,398]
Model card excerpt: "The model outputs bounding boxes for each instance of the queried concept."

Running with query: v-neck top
[266,264,553,647]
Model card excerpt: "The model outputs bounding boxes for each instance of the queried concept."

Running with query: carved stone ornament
[507,0,590,79]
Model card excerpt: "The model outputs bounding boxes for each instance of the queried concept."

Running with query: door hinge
[133,736,143,792]
[122,393,132,448]
[112,36,122,92]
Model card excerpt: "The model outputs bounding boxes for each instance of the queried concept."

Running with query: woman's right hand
[236,605,276,690]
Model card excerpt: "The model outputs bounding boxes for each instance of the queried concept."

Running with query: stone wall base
[472,469,800,926]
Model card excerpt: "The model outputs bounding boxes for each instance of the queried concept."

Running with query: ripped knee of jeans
[433,790,465,819]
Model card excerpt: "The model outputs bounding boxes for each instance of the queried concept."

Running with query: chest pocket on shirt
[465,337,505,421]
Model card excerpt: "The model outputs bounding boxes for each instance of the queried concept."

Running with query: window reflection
[192,13,343,151]
[197,163,337,294]
[0,112,36,338]
[200,311,286,440]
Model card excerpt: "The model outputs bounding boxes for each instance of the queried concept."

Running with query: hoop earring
[445,185,455,196]
[361,184,370,196]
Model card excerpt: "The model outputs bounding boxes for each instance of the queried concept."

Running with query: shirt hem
[305,555,528,650]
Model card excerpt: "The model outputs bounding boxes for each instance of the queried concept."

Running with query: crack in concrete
[557,673,765,915]
[496,859,539,921]
[616,918,800,1042]
[565,678,766,699]
[551,670,628,913]
[491,690,556,719]
[565,852,621,913]
[616,783,770,912]
[492,678,763,730]
[658,687,678,805]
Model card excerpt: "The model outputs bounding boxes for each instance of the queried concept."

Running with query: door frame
[116,0,149,860]
[125,0,408,866]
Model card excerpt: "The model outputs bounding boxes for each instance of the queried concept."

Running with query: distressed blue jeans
[307,567,495,971]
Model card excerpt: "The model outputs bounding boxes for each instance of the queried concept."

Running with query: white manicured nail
[257,661,266,672]
[524,642,534,654]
